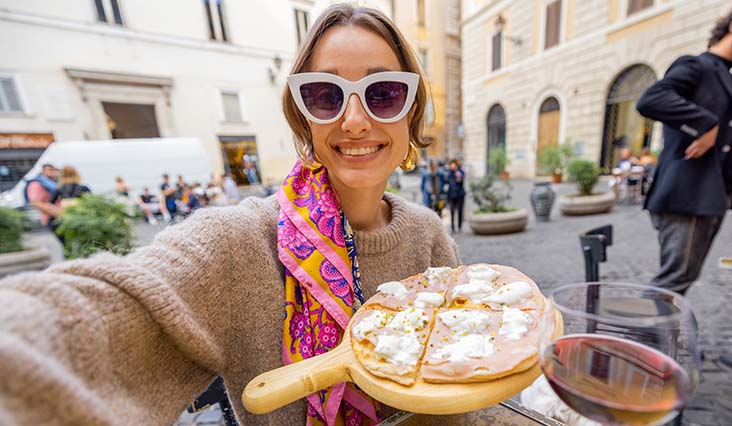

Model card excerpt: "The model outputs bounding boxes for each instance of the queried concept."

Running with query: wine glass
[538,282,701,426]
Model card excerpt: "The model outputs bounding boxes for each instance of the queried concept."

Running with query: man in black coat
[636,10,732,298]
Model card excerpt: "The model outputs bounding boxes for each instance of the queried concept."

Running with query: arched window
[600,64,657,170]
[486,104,506,175]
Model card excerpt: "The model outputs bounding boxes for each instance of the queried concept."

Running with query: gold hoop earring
[304,146,323,171]
[298,142,323,171]
[400,143,418,171]
[303,157,322,171]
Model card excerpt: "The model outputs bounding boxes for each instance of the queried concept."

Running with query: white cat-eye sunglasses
[287,71,420,124]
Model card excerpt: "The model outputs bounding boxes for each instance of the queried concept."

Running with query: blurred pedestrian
[636,10,732,296]
[24,163,61,238]
[51,166,91,209]
[115,176,130,197]
[159,173,177,218]
[222,173,240,203]
[421,158,446,216]
[446,159,466,233]
[206,182,227,206]
[48,166,91,244]
[182,185,202,214]
[175,174,186,201]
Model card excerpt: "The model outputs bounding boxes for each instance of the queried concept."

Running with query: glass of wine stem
[538,282,702,426]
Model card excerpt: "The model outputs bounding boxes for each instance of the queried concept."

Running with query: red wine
[541,334,692,426]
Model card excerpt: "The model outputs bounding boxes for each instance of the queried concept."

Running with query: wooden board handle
[242,341,353,414]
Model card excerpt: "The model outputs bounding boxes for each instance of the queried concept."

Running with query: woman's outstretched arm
[0,205,253,425]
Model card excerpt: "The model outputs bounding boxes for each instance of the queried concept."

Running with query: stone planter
[558,191,616,216]
[469,208,529,235]
[0,247,52,279]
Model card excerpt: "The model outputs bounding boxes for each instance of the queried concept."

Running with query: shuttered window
[0,77,23,113]
[628,0,654,16]
[544,0,561,50]
[204,0,228,42]
[294,9,310,45]
[222,92,243,122]
[94,0,123,25]
[491,32,502,71]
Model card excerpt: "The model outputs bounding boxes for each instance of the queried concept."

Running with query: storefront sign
[0,133,55,149]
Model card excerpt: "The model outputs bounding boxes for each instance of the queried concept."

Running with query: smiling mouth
[336,145,385,157]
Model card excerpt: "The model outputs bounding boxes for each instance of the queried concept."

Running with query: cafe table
[377,399,565,426]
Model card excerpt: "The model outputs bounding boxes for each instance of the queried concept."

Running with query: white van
[0,137,213,209]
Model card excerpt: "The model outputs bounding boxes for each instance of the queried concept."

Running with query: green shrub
[567,159,600,196]
[0,207,25,254]
[469,175,513,213]
[55,194,135,259]
[537,142,574,175]
[488,146,509,176]
[537,145,562,175]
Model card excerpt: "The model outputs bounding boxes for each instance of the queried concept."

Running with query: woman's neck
[330,177,390,232]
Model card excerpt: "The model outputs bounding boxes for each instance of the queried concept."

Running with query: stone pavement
[22,176,731,425]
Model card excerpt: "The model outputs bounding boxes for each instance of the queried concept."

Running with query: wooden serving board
[243,308,562,415]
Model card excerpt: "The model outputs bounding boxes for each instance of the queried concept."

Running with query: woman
[446,159,466,233]
[0,5,458,426]
[50,166,91,209]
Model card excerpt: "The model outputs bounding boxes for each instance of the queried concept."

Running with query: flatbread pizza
[348,264,546,386]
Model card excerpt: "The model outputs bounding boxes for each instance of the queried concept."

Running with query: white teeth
[340,146,380,156]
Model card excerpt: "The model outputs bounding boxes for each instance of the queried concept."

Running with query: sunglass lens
[365,81,408,119]
[300,82,344,120]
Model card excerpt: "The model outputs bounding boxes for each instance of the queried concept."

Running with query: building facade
[0,0,319,191]
[461,0,730,179]
[393,0,463,161]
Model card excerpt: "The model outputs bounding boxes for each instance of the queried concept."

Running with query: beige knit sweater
[0,193,459,425]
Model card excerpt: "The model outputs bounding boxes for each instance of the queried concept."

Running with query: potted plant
[0,207,51,278]
[489,146,510,180]
[55,194,135,259]
[468,175,528,235]
[537,142,574,183]
[558,159,616,215]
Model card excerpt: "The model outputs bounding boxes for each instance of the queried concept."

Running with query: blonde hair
[282,3,430,164]
[59,166,81,185]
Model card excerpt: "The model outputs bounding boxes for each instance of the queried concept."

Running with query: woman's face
[307,25,411,190]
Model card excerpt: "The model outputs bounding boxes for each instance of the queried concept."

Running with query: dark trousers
[449,196,465,232]
[649,212,724,295]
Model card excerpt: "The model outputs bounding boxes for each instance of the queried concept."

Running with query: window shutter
[222,92,242,122]
[0,78,23,112]
[492,32,502,71]
[545,0,561,49]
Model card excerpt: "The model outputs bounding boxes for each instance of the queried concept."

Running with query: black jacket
[636,52,732,216]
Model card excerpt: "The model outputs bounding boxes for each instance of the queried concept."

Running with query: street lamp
[495,14,523,46]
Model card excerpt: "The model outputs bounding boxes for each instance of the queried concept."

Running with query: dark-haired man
[637,12,732,367]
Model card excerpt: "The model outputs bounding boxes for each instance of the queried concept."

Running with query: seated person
[136,187,170,225]
[178,185,202,215]
[610,148,643,197]
[638,147,657,168]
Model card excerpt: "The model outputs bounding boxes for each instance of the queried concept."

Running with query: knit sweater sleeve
[0,200,269,425]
